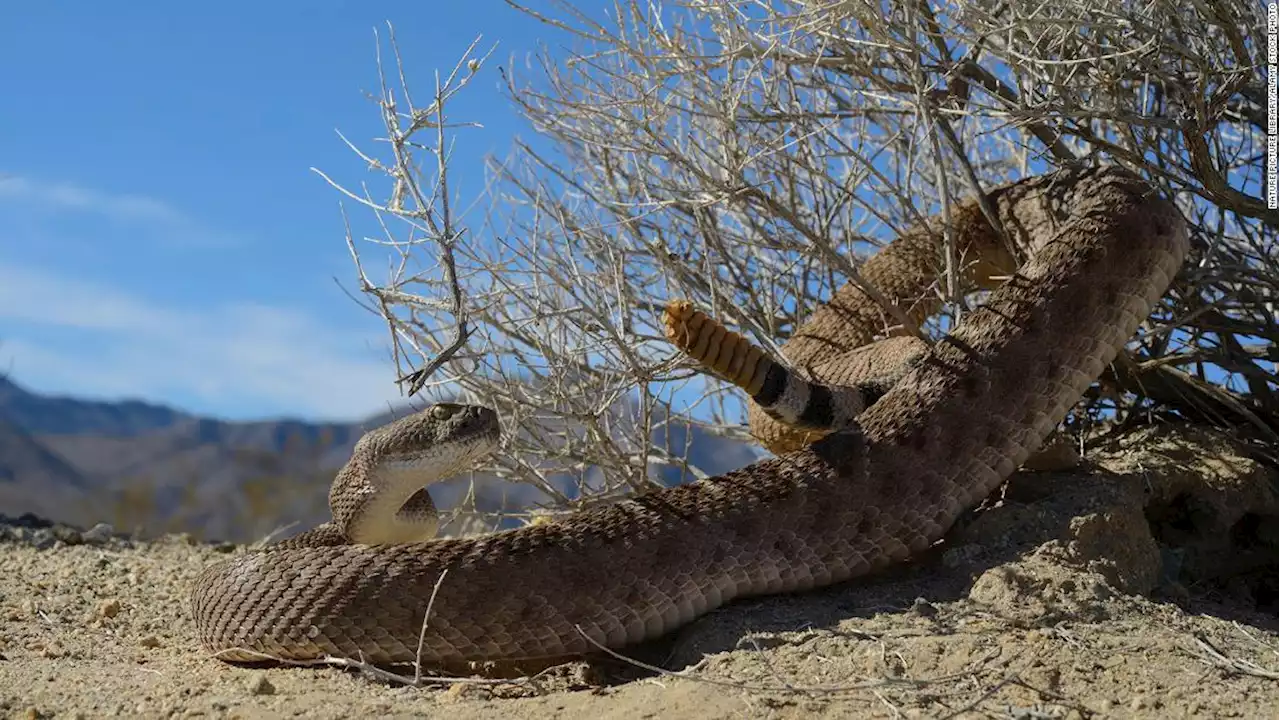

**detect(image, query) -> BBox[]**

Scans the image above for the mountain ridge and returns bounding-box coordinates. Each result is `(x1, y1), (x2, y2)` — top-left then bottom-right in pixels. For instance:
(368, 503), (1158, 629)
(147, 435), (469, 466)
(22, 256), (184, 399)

(0, 373), (382, 540)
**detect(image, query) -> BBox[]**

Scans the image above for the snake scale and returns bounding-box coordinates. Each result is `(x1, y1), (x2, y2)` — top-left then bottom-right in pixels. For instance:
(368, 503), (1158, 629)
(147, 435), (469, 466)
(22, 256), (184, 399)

(192, 166), (1188, 667)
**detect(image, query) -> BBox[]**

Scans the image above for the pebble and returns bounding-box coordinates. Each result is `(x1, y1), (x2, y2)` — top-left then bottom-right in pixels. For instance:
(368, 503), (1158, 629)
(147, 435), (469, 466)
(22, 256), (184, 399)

(30, 529), (55, 551)
(910, 597), (939, 618)
(249, 675), (276, 696)
(81, 522), (116, 544)
(38, 642), (65, 659)
(97, 598), (122, 620)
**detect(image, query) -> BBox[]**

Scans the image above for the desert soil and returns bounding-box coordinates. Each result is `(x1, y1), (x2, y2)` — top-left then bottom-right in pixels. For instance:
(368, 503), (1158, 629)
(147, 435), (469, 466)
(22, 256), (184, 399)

(1, 424), (1275, 719)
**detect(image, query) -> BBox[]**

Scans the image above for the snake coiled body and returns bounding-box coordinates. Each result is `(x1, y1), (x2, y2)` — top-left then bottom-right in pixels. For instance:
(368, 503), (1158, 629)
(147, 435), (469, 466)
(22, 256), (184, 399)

(192, 166), (1188, 666)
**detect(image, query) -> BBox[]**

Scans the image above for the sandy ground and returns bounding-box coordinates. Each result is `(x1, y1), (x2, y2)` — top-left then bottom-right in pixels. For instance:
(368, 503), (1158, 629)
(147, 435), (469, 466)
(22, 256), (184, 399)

(1, 425), (1276, 719)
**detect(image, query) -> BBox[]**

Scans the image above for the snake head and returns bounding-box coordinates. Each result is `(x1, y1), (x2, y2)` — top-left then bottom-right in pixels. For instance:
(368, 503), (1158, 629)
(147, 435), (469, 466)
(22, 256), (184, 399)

(354, 403), (501, 476)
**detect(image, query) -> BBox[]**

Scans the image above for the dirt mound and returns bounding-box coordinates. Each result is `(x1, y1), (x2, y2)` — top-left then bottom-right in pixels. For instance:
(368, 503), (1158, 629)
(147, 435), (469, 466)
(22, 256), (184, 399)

(1, 424), (1274, 719)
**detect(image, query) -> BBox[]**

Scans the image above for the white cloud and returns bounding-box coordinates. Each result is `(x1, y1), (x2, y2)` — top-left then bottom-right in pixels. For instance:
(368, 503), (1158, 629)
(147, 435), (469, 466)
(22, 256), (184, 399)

(0, 174), (233, 248)
(0, 262), (405, 421)
(0, 262), (172, 331)
(0, 175), (184, 223)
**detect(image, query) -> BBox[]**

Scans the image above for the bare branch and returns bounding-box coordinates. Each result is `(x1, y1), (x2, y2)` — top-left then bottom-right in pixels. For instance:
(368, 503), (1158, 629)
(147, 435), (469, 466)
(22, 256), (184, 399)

(324, 0), (1276, 524)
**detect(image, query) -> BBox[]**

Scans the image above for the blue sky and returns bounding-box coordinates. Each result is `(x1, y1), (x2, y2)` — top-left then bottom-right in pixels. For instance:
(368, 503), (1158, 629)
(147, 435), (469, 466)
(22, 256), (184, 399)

(1, 2), (554, 421)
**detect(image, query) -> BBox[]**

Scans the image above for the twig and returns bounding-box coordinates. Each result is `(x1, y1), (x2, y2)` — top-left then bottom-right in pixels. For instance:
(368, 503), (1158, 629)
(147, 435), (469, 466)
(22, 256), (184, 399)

(1182, 633), (1279, 680)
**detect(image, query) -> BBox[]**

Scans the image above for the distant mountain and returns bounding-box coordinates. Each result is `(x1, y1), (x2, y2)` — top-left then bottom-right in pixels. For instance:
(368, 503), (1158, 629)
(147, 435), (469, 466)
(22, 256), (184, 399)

(0, 375), (761, 543)
(0, 375), (189, 436)
(0, 414), (93, 523)
(0, 413), (88, 487)
(0, 374), (376, 541)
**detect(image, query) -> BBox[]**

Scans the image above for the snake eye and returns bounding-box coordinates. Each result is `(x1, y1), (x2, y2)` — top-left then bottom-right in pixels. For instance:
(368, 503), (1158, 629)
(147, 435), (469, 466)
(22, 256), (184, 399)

(429, 404), (457, 420)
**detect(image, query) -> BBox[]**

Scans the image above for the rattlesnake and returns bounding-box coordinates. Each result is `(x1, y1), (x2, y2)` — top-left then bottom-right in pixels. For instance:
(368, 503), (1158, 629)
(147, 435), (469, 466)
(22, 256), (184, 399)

(192, 165), (1188, 667)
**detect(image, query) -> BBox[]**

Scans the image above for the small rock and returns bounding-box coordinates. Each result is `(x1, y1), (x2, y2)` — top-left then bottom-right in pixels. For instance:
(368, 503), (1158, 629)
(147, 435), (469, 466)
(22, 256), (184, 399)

(1088, 579), (1114, 600)
(441, 683), (476, 703)
(910, 597), (938, 618)
(30, 529), (55, 551)
(39, 643), (64, 659)
(139, 635), (161, 649)
(52, 526), (82, 545)
(248, 675), (276, 696)
(97, 598), (121, 620)
(80, 523), (116, 545)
